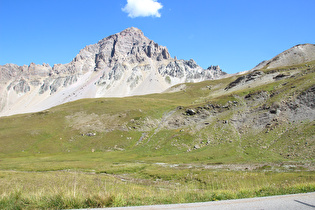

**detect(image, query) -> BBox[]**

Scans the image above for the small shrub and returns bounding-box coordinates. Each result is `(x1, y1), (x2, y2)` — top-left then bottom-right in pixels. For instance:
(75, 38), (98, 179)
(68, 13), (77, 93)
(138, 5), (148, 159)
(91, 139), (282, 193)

(45, 194), (66, 209)
(85, 194), (114, 208)
(165, 76), (171, 84)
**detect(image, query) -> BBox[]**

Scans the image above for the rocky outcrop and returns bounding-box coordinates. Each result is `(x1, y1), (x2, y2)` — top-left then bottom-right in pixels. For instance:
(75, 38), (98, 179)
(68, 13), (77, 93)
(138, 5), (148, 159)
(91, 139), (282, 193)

(158, 60), (222, 82)
(0, 27), (226, 116)
(298, 85), (315, 109)
(225, 71), (264, 90)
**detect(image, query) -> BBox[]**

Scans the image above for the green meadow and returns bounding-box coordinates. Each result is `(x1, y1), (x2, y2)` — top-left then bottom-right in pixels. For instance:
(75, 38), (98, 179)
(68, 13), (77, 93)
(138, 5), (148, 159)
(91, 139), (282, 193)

(0, 62), (314, 209)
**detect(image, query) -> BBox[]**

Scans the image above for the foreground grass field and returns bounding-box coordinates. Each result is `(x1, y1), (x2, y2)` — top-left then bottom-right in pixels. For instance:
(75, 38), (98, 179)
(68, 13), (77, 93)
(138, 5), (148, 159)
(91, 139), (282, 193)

(0, 62), (314, 209)
(1, 166), (314, 209)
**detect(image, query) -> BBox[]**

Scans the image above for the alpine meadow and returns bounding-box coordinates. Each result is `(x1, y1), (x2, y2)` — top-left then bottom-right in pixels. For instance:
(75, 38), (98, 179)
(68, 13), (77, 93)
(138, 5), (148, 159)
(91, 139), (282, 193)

(0, 28), (314, 209)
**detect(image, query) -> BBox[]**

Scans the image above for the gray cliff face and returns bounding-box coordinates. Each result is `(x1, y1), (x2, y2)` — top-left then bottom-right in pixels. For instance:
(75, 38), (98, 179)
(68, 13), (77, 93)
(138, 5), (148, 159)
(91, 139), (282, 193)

(0, 27), (226, 116)
(158, 60), (223, 82)
(74, 27), (171, 72)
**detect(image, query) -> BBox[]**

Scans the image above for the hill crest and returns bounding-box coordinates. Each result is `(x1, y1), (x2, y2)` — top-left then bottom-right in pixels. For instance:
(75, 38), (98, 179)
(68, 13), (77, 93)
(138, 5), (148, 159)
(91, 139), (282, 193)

(252, 43), (315, 70)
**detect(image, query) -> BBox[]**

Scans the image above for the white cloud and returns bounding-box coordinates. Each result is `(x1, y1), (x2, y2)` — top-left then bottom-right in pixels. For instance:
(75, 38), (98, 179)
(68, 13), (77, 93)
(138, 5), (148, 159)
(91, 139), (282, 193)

(122, 0), (163, 18)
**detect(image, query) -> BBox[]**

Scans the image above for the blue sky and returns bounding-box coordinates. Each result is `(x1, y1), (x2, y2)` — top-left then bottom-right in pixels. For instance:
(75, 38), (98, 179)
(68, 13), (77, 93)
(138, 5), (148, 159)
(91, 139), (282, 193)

(0, 0), (314, 74)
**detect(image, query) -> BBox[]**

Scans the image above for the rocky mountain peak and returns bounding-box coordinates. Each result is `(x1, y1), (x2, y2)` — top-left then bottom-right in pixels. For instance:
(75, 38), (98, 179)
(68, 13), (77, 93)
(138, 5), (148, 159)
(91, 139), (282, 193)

(0, 27), (226, 116)
(119, 27), (144, 37)
(90, 27), (171, 70)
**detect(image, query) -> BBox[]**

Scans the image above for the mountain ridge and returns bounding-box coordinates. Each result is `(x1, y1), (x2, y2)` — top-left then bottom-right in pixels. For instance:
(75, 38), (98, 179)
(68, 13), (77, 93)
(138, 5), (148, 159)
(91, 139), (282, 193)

(252, 43), (315, 70)
(0, 27), (225, 116)
(1, 29), (315, 117)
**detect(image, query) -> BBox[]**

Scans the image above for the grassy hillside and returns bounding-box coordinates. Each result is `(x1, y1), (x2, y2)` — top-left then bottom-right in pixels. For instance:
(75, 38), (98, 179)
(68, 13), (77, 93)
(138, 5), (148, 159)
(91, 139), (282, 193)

(0, 61), (314, 208)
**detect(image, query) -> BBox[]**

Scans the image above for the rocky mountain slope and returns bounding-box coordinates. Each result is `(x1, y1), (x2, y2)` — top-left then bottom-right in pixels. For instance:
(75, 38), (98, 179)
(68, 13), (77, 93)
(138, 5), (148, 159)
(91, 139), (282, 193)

(0, 27), (225, 117)
(252, 44), (315, 70)
(0, 56), (314, 164)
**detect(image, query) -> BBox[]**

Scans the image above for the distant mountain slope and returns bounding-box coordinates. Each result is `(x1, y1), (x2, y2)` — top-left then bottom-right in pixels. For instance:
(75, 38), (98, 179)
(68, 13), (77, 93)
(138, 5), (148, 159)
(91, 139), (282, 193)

(0, 27), (225, 117)
(252, 44), (315, 70)
(0, 58), (314, 163)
